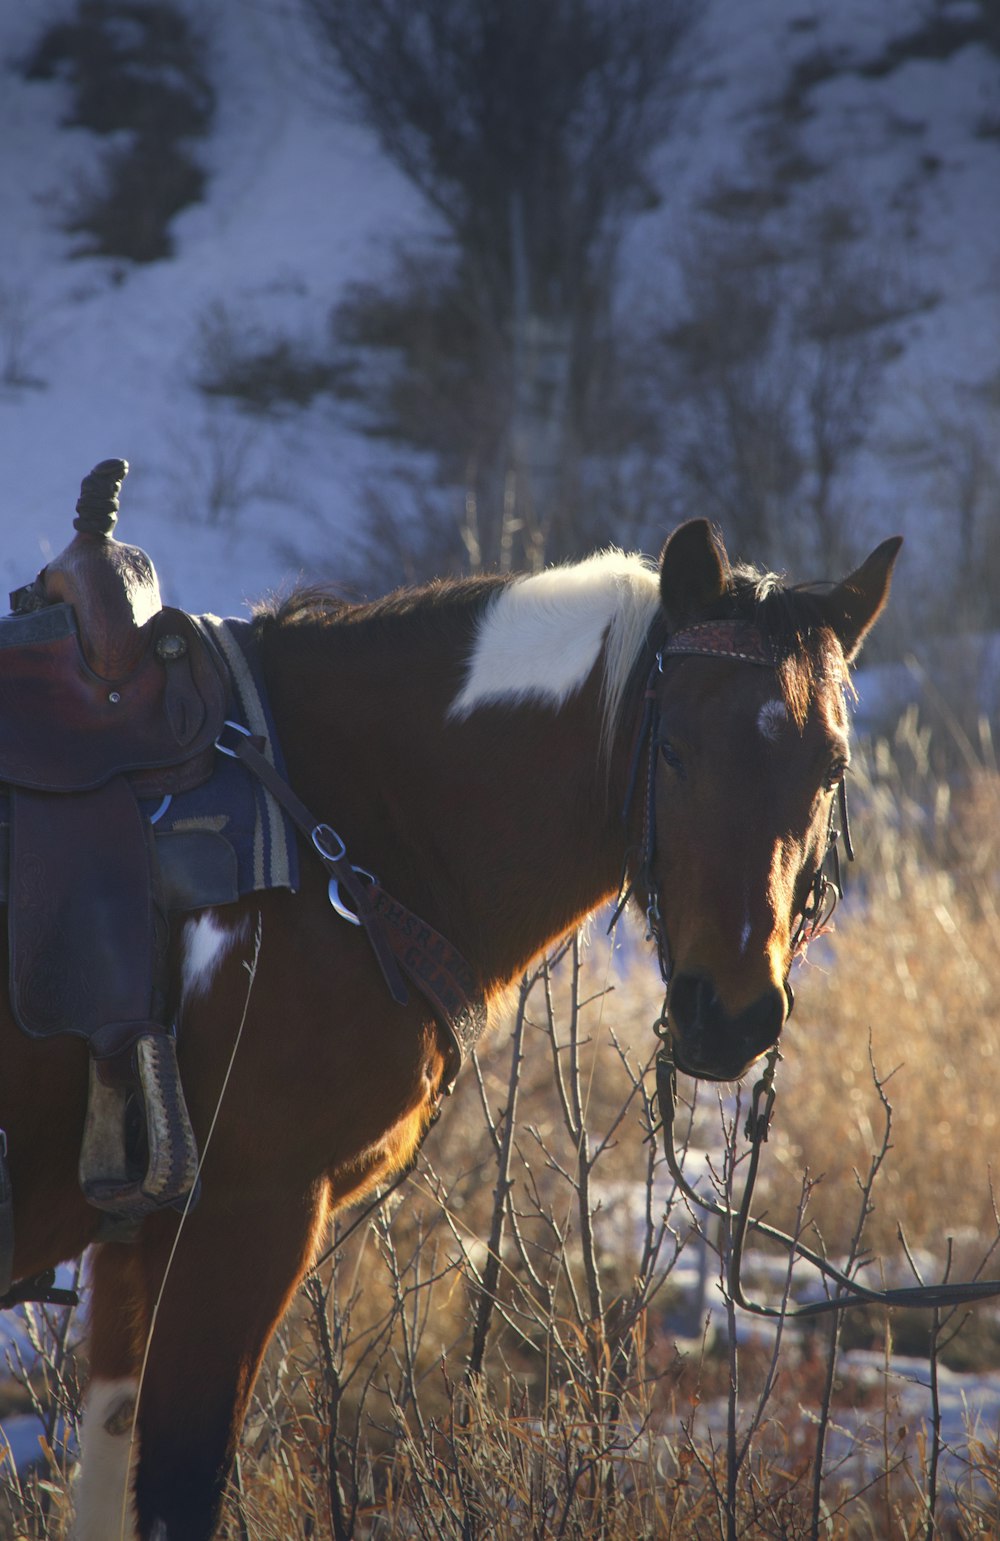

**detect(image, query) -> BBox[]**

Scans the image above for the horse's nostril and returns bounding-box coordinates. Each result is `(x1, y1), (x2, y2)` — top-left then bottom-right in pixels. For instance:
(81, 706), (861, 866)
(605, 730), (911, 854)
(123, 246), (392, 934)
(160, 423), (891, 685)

(668, 973), (787, 1079)
(746, 986), (787, 1057)
(669, 972), (713, 1034)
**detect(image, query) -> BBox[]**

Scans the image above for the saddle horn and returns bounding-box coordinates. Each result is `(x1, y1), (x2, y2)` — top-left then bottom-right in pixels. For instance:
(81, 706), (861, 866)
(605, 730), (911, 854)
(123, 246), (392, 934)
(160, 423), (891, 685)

(73, 456), (128, 536)
(32, 457), (162, 678)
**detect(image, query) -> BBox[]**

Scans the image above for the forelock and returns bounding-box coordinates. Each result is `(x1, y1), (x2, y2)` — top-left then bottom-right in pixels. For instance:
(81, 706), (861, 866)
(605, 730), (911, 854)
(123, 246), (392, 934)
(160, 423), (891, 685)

(729, 565), (848, 726)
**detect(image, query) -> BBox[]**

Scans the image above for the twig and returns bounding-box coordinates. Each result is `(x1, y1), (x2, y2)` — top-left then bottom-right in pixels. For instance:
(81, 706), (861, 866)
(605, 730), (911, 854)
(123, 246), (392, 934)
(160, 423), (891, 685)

(466, 972), (530, 1382)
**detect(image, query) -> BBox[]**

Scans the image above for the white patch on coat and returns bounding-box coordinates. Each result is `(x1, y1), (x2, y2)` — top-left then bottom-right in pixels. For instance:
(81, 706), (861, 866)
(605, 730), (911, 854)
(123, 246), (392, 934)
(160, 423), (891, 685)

(181, 913), (248, 1002)
(449, 551), (659, 731)
(71, 1377), (139, 1541)
(756, 699), (788, 743)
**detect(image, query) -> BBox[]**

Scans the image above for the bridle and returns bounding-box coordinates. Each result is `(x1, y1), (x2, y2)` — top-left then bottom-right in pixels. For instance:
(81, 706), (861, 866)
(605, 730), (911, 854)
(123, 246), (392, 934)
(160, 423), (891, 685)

(619, 619), (848, 988)
(621, 620), (1000, 1318)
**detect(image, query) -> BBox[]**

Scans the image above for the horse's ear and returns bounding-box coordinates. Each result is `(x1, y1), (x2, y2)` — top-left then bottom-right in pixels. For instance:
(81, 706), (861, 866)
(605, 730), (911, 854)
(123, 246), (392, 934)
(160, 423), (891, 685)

(659, 519), (732, 630)
(822, 536), (903, 661)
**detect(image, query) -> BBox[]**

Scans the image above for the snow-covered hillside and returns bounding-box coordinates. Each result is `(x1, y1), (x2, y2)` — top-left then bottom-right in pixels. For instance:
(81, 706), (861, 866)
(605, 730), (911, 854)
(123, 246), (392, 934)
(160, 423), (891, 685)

(0, 0), (997, 623)
(0, 0), (429, 615)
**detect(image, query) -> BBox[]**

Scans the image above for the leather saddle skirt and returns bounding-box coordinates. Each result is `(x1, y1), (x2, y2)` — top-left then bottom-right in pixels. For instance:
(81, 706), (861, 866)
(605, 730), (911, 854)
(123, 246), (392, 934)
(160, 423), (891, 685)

(0, 603), (226, 794)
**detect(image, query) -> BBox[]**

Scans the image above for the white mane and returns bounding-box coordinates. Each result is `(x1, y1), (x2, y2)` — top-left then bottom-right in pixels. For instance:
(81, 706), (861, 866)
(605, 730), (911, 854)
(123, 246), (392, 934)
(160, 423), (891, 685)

(448, 550), (661, 753)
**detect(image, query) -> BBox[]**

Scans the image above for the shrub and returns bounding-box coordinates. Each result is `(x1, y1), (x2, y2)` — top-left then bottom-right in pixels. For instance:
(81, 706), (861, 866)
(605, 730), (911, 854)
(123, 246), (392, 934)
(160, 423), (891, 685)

(65, 136), (206, 264)
(194, 302), (349, 414)
(24, 0), (215, 262)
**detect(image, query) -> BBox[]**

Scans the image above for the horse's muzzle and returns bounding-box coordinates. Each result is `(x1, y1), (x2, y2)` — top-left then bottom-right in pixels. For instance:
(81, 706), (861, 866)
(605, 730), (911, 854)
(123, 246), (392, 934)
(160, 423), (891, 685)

(666, 972), (789, 1081)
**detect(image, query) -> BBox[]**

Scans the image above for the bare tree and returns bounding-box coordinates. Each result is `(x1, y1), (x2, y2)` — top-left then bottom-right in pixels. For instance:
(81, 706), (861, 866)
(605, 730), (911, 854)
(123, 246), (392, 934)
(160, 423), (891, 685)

(304, 0), (696, 573)
(897, 380), (1000, 630)
(649, 218), (916, 575)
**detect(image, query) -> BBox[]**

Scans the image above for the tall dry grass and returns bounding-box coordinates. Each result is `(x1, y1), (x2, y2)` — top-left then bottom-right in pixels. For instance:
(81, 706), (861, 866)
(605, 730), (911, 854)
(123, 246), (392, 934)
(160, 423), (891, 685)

(2, 705), (1000, 1539)
(772, 705), (1000, 1257)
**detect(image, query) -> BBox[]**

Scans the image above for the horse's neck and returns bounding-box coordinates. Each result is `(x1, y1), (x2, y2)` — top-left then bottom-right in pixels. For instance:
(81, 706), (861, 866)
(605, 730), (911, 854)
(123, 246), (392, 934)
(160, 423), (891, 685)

(439, 678), (628, 984)
(266, 620), (630, 992)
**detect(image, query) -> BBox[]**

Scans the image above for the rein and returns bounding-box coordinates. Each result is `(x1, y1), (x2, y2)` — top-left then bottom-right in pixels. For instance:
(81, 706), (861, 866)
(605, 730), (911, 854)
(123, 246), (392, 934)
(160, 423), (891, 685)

(629, 621), (1000, 1318)
(656, 1043), (1000, 1317)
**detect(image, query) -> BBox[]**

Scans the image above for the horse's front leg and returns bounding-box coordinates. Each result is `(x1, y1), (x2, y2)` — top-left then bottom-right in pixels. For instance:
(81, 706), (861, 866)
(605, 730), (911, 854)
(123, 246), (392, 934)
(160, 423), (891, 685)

(136, 1183), (330, 1541)
(75, 1182), (330, 1541)
(72, 1241), (149, 1541)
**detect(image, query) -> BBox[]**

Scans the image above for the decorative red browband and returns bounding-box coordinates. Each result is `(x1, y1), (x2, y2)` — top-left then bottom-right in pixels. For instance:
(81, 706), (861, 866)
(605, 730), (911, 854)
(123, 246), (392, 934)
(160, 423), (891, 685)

(660, 620), (774, 668)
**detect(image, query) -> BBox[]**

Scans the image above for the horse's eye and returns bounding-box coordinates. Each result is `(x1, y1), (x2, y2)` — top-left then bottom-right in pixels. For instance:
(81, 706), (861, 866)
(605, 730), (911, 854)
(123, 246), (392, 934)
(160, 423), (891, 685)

(825, 759), (848, 791)
(659, 740), (684, 774)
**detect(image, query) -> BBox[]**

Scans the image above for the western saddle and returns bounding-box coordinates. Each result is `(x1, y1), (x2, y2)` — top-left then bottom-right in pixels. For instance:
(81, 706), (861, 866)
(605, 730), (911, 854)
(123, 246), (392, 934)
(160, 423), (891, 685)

(4, 460), (229, 1226)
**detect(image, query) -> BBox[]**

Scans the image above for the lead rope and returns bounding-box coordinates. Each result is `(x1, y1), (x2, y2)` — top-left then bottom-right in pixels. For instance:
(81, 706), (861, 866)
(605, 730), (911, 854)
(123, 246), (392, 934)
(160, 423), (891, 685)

(655, 1037), (1000, 1317)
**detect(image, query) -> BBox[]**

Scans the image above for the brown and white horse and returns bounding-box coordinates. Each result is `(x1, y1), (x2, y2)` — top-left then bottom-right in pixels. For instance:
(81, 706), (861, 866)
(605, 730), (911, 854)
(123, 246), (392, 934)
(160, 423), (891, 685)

(0, 518), (899, 1539)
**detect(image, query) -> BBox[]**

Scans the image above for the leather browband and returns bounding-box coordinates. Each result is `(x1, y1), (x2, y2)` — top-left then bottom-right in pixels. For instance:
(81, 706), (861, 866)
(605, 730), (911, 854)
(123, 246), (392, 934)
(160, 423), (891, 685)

(660, 621), (775, 668)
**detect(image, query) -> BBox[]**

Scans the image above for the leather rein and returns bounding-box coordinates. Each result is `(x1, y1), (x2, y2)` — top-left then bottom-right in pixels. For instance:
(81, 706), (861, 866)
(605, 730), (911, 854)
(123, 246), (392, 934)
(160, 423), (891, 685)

(624, 621), (1000, 1318)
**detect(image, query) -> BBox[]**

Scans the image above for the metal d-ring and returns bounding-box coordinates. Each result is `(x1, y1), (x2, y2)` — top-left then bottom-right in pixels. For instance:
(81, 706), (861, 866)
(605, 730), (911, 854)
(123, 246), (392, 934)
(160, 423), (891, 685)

(328, 867), (377, 926)
(215, 719), (254, 758)
(309, 825), (377, 927)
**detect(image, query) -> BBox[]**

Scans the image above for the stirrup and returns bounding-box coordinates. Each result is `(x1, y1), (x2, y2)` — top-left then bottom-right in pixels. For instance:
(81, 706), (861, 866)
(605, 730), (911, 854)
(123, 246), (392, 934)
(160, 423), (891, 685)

(79, 1033), (199, 1221)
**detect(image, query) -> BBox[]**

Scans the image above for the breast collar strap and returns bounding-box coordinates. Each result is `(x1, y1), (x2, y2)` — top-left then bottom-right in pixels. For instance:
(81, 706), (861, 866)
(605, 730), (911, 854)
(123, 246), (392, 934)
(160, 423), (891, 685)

(218, 725), (486, 1090)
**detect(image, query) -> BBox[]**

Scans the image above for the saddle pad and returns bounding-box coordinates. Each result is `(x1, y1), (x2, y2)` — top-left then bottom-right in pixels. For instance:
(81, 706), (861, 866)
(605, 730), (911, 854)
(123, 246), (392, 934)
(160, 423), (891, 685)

(152, 616), (299, 899)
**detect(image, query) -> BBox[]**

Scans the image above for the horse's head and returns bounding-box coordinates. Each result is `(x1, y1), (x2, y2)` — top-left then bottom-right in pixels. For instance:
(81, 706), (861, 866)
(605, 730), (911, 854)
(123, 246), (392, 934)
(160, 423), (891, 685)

(638, 519), (901, 1082)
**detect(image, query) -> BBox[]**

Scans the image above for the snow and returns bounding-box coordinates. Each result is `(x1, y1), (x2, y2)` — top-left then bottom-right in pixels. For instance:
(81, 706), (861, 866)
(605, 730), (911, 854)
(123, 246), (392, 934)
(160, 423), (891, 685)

(854, 632), (1000, 735)
(2, 0), (998, 626)
(0, 0), (429, 617)
(0, 1264), (81, 1474)
(0, 0), (998, 1478)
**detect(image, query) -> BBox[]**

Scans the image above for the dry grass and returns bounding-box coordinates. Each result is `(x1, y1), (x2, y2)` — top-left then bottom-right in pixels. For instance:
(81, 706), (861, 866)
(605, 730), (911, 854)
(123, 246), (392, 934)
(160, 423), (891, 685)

(771, 711), (1000, 1258)
(3, 706), (1000, 1538)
